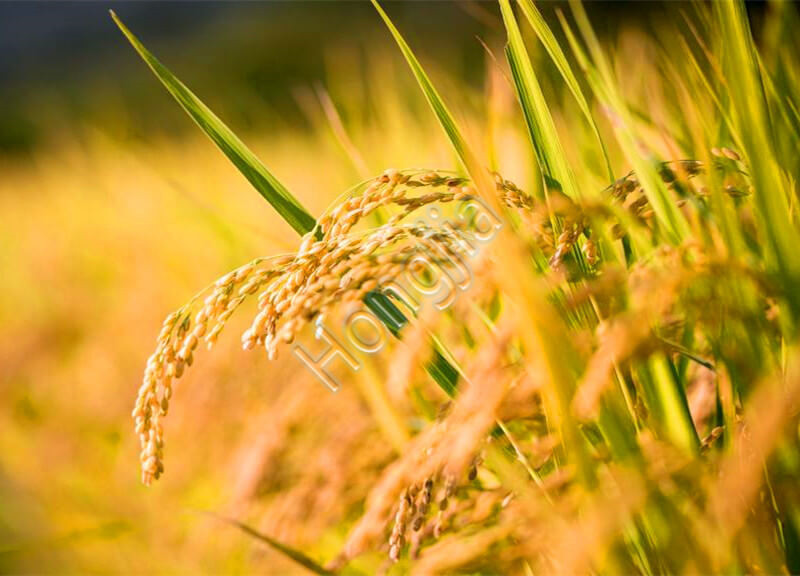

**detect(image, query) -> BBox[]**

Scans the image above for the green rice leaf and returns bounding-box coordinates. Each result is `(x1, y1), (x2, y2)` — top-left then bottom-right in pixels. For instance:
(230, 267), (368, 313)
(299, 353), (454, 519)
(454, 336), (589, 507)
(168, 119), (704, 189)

(110, 11), (317, 236)
(714, 0), (800, 309)
(515, 0), (614, 182)
(499, 0), (579, 199)
(648, 354), (699, 453)
(199, 511), (335, 575)
(426, 347), (460, 399)
(566, 0), (691, 244)
(370, 0), (481, 177)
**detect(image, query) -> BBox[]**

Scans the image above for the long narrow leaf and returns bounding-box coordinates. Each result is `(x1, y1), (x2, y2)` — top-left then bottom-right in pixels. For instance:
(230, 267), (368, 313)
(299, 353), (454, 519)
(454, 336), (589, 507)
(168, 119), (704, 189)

(499, 0), (579, 199)
(714, 0), (800, 311)
(110, 11), (317, 236)
(199, 511), (335, 575)
(370, 0), (495, 198)
(370, 1), (476, 171)
(515, 0), (614, 182)
(566, 0), (691, 244)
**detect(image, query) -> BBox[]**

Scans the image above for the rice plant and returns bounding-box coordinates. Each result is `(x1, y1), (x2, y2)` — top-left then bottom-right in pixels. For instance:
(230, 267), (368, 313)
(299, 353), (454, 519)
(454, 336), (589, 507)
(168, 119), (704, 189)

(114, 1), (800, 573)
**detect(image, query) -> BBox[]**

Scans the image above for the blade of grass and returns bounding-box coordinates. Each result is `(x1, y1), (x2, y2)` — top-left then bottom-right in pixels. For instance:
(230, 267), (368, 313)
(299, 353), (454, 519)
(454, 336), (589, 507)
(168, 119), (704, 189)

(198, 511), (336, 575)
(515, 0), (614, 182)
(363, 290), (459, 400)
(314, 84), (371, 180)
(714, 0), (800, 318)
(499, 0), (579, 199)
(651, 354), (700, 452)
(565, 1), (691, 245)
(500, 0), (603, 280)
(370, 0), (481, 177)
(110, 10), (316, 236)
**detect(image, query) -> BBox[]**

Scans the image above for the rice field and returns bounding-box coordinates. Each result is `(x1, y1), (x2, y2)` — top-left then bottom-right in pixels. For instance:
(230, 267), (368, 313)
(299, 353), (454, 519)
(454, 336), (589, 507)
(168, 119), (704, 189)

(2, 1), (800, 574)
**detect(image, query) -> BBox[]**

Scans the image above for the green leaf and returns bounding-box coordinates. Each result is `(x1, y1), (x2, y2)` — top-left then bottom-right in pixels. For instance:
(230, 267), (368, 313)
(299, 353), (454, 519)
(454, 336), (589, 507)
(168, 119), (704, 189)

(110, 10), (317, 236)
(370, 0), (482, 178)
(714, 0), (800, 314)
(515, 0), (614, 182)
(199, 511), (336, 575)
(647, 354), (700, 453)
(499, 0), (579, 198)
(565, 0), (691, 244)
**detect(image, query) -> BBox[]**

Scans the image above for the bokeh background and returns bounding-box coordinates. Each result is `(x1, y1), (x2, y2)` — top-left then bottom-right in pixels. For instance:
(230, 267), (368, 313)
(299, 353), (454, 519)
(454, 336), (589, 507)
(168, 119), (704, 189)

(0, 2), (765, 573)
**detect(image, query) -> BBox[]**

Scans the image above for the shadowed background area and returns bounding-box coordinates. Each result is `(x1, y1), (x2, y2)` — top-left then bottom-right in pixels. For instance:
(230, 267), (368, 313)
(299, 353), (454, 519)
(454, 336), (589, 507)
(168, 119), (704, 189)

(0, 1), (691, 154)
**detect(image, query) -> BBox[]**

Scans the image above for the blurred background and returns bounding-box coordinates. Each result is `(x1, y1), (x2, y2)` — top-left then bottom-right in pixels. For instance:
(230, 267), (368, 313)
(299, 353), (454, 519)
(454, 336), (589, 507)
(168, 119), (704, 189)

(0, 2), (765, 573)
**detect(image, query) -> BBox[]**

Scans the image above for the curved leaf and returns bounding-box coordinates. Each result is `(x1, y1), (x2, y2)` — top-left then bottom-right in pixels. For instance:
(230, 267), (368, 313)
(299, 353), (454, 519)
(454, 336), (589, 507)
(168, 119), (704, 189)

(110, 11), (317, 236)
